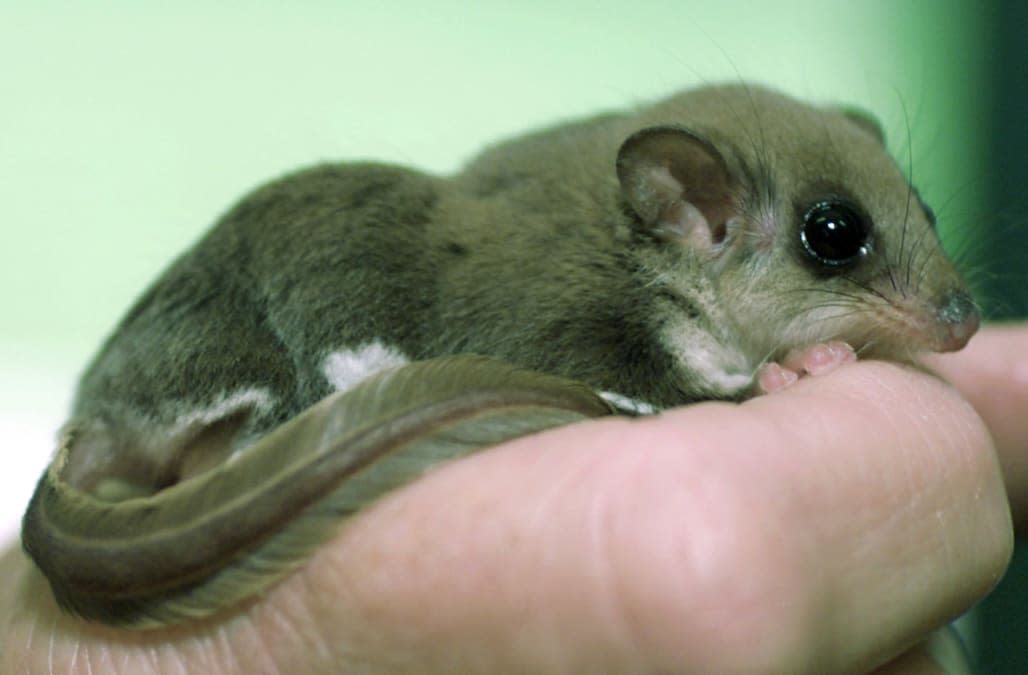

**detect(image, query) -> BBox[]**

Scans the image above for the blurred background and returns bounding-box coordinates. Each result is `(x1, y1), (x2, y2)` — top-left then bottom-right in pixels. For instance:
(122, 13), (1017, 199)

(1, 1), (1023, 670)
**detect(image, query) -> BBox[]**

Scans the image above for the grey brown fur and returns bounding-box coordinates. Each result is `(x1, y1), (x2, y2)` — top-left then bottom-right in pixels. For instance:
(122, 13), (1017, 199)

(74, 86), (973, 453)
(23, 83), (978, 625)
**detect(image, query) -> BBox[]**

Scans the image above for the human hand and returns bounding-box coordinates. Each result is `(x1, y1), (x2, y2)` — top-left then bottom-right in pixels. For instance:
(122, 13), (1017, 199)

(926, 323), (1028, 533)
(3, 326), (1022, 674)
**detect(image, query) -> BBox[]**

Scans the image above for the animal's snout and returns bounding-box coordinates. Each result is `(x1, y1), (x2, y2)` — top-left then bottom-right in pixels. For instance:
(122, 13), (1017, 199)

(935, 289), (980, 352)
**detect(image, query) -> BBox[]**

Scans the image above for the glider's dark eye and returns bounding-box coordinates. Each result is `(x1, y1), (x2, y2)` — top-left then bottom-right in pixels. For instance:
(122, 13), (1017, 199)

(800, 201), (870, 266)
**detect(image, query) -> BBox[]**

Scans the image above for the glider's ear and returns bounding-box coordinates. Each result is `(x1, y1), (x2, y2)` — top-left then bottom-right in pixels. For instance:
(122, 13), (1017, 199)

(836, 106), (886, 145)
(617, 125), (737, 251)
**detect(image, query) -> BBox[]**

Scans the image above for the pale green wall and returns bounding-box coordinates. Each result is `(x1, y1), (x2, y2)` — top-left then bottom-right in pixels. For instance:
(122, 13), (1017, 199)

(0, 1), (989, 533)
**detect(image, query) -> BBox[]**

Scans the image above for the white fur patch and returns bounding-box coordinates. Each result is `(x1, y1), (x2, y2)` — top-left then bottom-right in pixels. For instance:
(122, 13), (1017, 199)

(322, 342), (410, 393)
(683, 344), (754, 392)
(171, 388), (274, 437)
(662, 319), (754, 396)
(599, 392), (660, 416)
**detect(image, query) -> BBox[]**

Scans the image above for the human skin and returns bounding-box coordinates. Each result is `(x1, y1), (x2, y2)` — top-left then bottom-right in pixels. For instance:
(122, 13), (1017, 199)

(926, 323), (1028, 533)
(1, 325), (1023, 675)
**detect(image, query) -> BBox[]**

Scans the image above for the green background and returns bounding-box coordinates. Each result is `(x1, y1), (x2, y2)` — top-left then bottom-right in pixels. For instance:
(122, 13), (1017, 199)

(0, 1), (991, 370)
(2, 1), (1022, 669)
